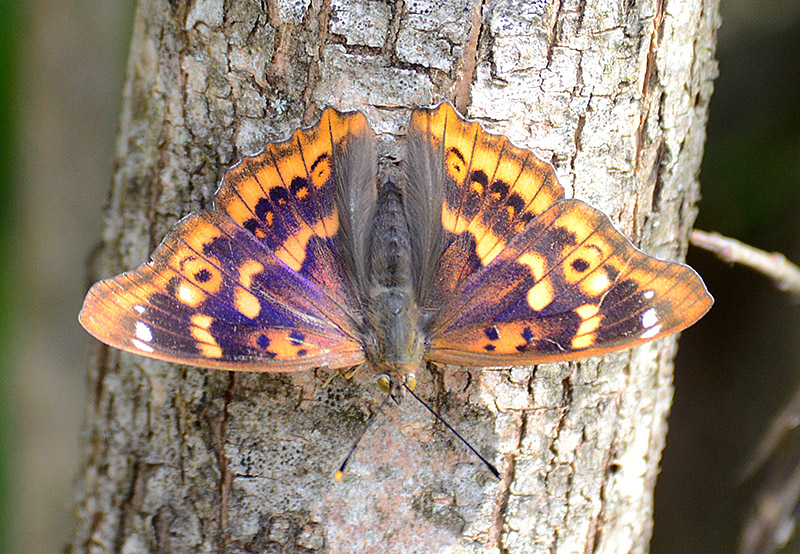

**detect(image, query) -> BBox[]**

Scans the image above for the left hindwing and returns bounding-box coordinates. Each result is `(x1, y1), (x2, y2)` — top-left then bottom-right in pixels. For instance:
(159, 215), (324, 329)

(424, 199), (713, 366)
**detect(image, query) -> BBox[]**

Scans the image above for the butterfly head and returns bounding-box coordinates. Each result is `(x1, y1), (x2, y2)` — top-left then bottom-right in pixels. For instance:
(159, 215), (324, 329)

(377, 371), (417, 404)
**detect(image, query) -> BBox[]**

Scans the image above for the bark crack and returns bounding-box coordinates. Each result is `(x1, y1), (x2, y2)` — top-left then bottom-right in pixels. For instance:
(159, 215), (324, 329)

(383, 0), (406, 61)
(205, 372), (237, 554)
(492, 410), (522, 554)
(302, 0), (332, 124)
(545, 0), (565, 67)
(547, 373), (575, 553)
(453, 0), (484, 113)
(633, 0), (664, 175)
(588, 401), (622, 553)
(265, 0), (292, 91)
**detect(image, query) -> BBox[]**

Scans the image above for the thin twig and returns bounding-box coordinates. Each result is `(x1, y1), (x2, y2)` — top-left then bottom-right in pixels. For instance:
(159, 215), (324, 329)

(693, 229), (800, 554)
(691, 229), (800, 297)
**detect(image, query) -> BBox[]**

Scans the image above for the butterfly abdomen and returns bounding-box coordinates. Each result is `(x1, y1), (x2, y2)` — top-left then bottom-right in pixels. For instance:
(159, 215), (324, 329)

(362, 178), (424, 375)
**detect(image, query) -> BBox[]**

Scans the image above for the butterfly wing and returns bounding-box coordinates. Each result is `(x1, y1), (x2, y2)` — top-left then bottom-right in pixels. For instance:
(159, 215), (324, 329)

(80, 108), (375, 371)
(80, 211), (366, 371)
(403, 102), (565, 309)
(215, 108), (376, 309)
(424, 199), (713, 366)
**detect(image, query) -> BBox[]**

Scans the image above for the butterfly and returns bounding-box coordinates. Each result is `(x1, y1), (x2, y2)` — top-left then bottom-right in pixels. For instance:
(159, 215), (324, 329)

(79, 102), (712, 409)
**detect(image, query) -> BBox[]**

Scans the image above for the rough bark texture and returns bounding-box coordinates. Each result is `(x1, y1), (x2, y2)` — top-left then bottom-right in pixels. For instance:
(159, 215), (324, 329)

(70, 0), (719, 552)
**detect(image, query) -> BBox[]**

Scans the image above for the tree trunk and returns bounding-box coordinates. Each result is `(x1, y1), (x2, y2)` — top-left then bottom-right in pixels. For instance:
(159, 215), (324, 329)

(70, 0), (719, 552)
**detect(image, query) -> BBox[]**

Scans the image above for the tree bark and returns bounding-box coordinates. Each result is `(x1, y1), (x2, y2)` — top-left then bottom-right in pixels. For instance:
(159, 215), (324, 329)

(70, 0), (719, 552)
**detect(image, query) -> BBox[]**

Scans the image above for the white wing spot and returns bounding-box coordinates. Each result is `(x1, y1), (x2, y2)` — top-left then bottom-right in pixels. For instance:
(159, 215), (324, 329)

(643, 290), (655, 300)
(134, 305), (146, 314)
(132, 339), (155, 353)
(135, 321), (153, 342)
(641, 308), (658, 329)
(641, 325), (662, 340)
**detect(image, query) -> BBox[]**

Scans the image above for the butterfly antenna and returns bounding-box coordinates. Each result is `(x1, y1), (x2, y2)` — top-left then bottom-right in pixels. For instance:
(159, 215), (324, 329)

(334, 392), (393, 482)
(403, 383), (501, 479)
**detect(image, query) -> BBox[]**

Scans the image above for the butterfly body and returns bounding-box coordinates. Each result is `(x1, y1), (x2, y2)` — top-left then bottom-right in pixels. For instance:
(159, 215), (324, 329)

(80, 103), (712, 385)
(359, 177), (425, 387)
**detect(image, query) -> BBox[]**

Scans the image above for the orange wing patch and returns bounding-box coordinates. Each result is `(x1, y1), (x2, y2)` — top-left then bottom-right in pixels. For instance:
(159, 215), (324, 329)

(409, 103), (565, 267)
(80, 101), (712, 393)
(214, 109), (372, 306)
(425, 199), (713, 366)
(80, 210), (365, 372)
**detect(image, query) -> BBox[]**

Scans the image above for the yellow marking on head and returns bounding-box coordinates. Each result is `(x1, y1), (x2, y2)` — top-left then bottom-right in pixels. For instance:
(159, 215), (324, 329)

(235, 288), (261, 319)
(527, 279), (554, 311)
(377, 374), (391, 393)
(177, 282), (206, 307)
(518, 253), (547, 281)
(239, 260), (263, 288)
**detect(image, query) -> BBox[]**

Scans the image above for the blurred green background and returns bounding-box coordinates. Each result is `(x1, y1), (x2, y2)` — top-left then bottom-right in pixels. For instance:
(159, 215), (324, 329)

(1, 2), (798, 553)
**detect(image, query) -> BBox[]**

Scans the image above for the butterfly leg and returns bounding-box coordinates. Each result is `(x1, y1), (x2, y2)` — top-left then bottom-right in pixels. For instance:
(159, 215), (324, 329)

(321, 363), (365, 388)
(342, 363), (365, 380)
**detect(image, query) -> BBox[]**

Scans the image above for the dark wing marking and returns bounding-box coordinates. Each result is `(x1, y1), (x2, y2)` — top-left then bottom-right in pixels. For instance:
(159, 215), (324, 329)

(425, 199), (713, 366)
(80, 211), (365, 371)
(406, 102), (565, 311)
